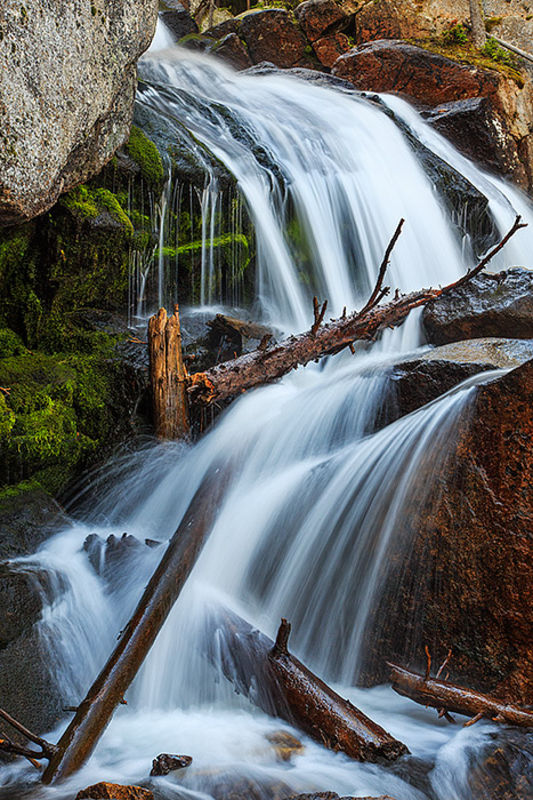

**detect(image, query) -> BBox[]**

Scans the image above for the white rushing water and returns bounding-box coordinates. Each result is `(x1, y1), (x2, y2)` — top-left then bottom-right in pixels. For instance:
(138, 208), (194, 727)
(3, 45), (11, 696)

(2, 32), (533, 800)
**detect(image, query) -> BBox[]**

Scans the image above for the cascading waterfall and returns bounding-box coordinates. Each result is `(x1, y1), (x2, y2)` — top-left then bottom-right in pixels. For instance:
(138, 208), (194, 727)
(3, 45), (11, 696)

(2, 34), (532, 800)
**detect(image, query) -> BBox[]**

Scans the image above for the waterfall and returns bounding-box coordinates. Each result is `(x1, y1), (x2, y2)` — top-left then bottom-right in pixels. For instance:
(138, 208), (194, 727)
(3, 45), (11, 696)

(2, 39), (532, 800)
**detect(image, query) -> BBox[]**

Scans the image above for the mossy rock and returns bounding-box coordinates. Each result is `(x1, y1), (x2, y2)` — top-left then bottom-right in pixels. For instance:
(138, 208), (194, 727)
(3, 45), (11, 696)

(125, 125), (165, 188)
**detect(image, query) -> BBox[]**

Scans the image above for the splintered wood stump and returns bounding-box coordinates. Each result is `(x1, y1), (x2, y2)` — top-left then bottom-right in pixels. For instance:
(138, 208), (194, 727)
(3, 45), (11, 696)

(389, 664), (533, 727)
(205, 607), (408, 762)
(149, 305), (189, 439)
(42, 471), (227, 784)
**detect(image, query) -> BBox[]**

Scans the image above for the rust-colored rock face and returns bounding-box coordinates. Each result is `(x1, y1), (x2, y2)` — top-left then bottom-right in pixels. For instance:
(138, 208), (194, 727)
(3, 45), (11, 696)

(332, 40), (500, 106)
(313, 32), (352, 68)
(75, 783), (153, 800)
(294, 0), (348, 42)
(239, 10), (309, 69)
(360, 360), (533, 704)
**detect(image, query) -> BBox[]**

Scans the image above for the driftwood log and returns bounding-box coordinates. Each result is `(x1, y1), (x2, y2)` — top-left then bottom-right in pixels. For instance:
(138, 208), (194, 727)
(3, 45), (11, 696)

(206, 606), (408, 762)
(188, 216), (526, 407)
(0, 471), (226, 781)
(389, 661), (533, 728)
(148, 304), (189, 439)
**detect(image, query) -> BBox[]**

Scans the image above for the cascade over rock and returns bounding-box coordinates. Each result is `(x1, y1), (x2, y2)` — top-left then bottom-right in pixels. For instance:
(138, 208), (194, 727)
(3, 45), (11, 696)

(0, 0), (159, 224)
(384, 337), (533, 426)
(332, 41), (533, 191)
(359, 360), (533, 703)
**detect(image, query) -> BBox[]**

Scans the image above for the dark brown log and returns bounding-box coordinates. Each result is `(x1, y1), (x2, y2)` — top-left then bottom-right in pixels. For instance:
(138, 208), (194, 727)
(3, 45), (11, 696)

(208, 313), (273, 342)
(148, 304), (189, 439)
(41, 471), (227, 784)
(189, 216), (526, 407)
(205, 606), (408, 762)
(389, 663), (533, 727)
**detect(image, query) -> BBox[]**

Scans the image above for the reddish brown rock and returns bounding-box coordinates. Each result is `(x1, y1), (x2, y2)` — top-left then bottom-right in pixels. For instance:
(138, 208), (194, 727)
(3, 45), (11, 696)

(359, 359), (533, 704)
(332, 40), (500, 106)
(211, 33), (253, 70)
(75, 783), (153, 800)
(313, 32), (352, 69)
(239, 9), (309, 69)
(294, 0), (348, 42)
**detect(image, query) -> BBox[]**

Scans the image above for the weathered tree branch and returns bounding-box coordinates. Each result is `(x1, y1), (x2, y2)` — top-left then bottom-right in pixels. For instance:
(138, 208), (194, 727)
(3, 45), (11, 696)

(389, 662), (533, 727)
(205, 606), (409, 762)
(189, 216), (526, 407)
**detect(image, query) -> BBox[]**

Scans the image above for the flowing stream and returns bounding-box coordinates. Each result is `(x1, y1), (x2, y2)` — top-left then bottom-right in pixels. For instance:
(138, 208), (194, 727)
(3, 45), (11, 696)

(2, 33), (533, 800)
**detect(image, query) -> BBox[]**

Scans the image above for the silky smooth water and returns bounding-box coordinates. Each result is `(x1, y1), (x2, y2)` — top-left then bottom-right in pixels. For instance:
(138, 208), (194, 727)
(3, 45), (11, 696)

(2, 33), (532, 800)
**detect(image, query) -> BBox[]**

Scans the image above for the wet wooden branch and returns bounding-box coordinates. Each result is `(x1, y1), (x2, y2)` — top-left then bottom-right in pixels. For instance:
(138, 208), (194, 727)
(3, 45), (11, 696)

(188, 216), (526, 407)
(41, 470), (228, 784)
(205, 606), (408, 762)
(389, 663), (533, 728)
(149, 303), (189, 439)
(0, 708), (58, 769)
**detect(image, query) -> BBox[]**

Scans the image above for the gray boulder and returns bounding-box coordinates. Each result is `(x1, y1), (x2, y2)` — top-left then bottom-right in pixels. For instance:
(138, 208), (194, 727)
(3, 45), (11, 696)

(0, 0), (159, 224)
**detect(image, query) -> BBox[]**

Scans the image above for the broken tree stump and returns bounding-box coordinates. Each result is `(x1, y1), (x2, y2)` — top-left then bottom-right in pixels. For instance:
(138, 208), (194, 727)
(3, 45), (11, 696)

(148, 304), (189, 439)
(38, 470), (227, 784)
(205, 607), (408, 762)
(389, 662), (533, 728)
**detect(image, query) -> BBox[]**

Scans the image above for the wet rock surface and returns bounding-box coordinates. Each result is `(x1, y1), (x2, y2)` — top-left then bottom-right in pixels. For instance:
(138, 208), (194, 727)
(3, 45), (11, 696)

(0, 0), (159, 224)
(360, 359), (533, 703)
(422, 267), (533, 345)
(469, 728), (533, 800)
(211, 33), (253, 70)
(75, 783), (154, 800)
(384, 337), (533, 424)
(333, 40), (500, 106)
(160, 0), (198, 41)
(294, 0), (349, 43)
(422, 96), (520, 181)
(150, 753), (192, 775)
(239, 10), (310, 69)
(0, 490), (68, 742)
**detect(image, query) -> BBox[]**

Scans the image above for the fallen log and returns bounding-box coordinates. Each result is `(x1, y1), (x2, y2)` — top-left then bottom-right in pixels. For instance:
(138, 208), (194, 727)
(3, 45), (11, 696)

(207, 313), (273, 342)
(40, 471), (228, 783)
(389, 662), (533, 728)
(189, 216), (526, 407)
(205, 606), (408, 762)
(148, 304), (189, 439)
(0, 471), (227, 781)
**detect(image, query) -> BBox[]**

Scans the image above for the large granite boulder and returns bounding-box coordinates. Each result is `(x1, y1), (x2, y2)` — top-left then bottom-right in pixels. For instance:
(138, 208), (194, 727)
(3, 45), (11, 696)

(0, 0), (159, 224)
(360, 359), (533, 704)
(423, 267), (533, 345)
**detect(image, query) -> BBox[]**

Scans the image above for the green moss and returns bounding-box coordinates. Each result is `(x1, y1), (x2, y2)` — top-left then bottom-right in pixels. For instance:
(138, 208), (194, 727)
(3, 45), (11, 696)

(0, 347), (123, 495)
(411, 37), (525, 86)
(156, 232), (250, 273)
(93, 189), (134, 236)
(482, 36), (518, 68)
(126, 126), (165, 187)
(441, 23), (468, 44)
(60, 185), (99, 221)
(0, 328), (26, 358)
